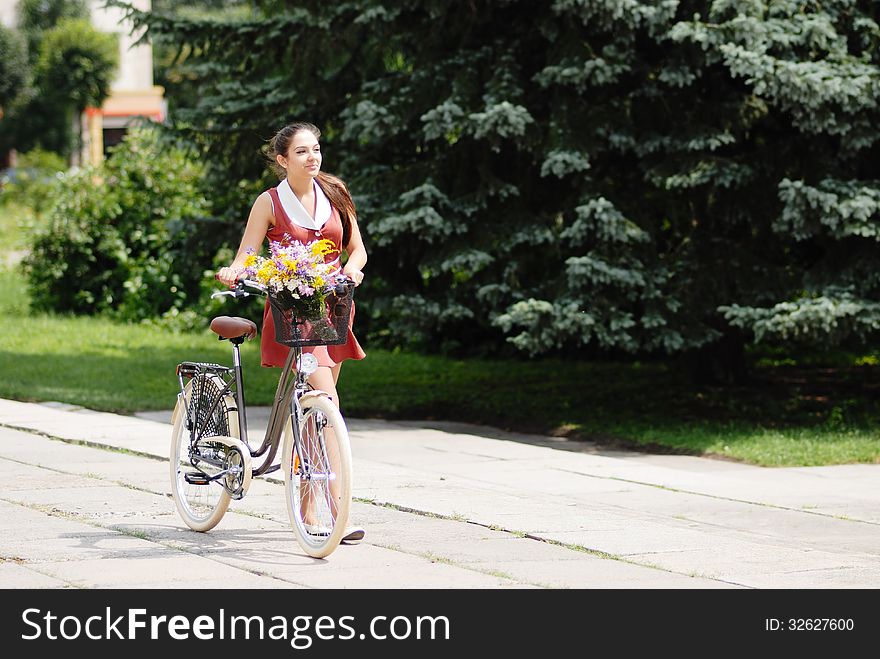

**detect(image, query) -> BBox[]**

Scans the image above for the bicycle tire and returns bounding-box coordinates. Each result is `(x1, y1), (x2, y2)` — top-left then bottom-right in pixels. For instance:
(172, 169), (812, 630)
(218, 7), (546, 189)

(282, 393), (352, 558)
(169, 374), (237, 532)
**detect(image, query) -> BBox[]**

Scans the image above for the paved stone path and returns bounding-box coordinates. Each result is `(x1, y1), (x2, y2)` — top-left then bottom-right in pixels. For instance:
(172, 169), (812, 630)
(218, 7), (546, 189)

(1, 398), (878, 588)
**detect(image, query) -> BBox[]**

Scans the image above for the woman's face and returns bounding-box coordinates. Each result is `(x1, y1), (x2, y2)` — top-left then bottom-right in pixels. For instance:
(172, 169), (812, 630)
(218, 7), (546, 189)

(280, 129), (322, 178)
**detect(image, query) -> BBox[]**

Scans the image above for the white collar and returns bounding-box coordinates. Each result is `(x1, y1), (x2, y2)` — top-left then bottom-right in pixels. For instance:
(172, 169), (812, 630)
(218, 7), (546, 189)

(276, 178), (331, 230)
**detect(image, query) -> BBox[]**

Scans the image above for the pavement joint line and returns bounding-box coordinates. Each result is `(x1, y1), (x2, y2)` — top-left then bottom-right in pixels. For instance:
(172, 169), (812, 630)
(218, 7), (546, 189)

(369, 542), (537, 588)
(0, 453), (162, 500)
(360, 498), (744, 587)
(655, 514), (876, 555)
(0, 445), (299, 529)
(6, 463), (557, 584)
(356, 464), (880, 564)
(2, 437), (557, 583)
(779, 565), (859, 575)
(1, 437), (500, 560)
(422, 445), (516, 461)
(347, 452), (880, 532)
(8, 416), (680, 566)
(0, 550), (82, 589)
(1, 493), (314, 589)
(514, 528), (752, 588)
(0, 422), (167, 462)
(0, 496), (173, 564)
(553, 467), (880, 527)
(104, 509), (533, 588)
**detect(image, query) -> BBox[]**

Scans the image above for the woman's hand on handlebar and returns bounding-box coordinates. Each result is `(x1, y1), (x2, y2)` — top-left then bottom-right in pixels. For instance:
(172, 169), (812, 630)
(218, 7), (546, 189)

(216, 266), (244, 287)
(343, 267), (364, 286)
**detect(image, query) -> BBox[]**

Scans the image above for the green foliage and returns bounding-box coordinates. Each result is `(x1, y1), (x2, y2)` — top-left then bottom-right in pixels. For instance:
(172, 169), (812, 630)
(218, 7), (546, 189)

(0, 96), (69, 156)
(25, 128), (211, 319)
(777, 179), (880, 241)
(9, 146), (66, 172)
(721, 289), (880, 344)
(0, 24), (30, 107)
(109, 0), (880, 370)
(15, 0), (88, 64)
(36, 18), (118, 112)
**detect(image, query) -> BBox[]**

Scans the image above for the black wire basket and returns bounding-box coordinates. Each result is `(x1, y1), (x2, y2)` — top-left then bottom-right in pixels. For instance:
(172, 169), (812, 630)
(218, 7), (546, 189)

(268, 284), (354, 347)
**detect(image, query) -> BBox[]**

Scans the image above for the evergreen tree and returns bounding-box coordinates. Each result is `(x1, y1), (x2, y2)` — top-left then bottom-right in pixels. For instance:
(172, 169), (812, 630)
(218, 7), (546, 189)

(106, 1), (880, 377)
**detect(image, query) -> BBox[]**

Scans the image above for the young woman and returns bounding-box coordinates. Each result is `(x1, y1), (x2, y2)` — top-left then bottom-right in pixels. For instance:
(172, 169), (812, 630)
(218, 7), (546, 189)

(217, 122), (367, 543)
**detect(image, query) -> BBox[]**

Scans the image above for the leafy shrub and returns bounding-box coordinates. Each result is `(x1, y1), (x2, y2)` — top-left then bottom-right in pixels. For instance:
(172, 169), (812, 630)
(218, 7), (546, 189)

(25, 127), (211, 319)
(142, 245), (266, 333)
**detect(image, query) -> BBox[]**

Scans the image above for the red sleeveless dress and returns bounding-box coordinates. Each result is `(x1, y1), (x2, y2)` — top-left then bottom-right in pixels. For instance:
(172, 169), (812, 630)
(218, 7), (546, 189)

(260, 186), (366, 368)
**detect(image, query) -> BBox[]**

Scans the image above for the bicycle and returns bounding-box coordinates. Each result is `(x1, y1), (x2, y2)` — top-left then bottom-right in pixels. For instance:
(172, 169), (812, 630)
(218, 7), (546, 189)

(169, 277), (355, 558)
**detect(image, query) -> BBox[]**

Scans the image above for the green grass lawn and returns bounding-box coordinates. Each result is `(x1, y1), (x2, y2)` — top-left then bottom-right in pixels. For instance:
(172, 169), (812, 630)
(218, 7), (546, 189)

(1, 258), (878, 467)
(0, 201), (34, 253)
(338, 352), (880, 467)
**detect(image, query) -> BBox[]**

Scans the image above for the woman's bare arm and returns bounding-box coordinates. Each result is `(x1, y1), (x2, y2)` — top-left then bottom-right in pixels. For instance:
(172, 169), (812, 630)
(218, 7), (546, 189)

(216, 192), (274, 286)
(342, 214), (367, 285)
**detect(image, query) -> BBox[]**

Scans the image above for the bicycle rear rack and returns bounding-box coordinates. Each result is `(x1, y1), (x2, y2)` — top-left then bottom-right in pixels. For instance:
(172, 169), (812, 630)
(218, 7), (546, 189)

(176, 361), (235, 436)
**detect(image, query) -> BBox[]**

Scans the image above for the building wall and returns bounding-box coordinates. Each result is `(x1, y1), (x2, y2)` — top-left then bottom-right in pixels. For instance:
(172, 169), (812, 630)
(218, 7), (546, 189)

(89, 0), (155, 92)
(0, 0), (15, 28)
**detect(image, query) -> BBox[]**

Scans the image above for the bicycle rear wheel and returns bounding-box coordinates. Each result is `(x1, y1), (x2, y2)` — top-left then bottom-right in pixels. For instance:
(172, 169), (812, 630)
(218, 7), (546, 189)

(282, 393), (352, 558)
(170, 374), (236, 532)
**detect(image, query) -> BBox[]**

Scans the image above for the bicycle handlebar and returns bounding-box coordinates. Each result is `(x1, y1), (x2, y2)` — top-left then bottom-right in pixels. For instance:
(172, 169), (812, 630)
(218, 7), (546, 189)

(239, 279), (267, 293)
(210, 278), (266, 300)
(211, 276), (353, 300)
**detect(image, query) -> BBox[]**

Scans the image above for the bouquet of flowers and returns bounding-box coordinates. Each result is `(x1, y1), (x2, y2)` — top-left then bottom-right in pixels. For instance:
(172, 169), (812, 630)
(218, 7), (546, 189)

(243, 237), (342, 321)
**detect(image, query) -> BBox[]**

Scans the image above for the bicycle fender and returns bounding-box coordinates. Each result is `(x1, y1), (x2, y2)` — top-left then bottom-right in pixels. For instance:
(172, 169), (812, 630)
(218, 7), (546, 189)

(170, 393), (185, 427)
(299, 389), (335, 406)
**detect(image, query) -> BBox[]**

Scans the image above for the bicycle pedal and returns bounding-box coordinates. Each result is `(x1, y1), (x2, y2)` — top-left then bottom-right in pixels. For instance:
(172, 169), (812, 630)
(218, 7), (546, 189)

(184, 471), (211, 485)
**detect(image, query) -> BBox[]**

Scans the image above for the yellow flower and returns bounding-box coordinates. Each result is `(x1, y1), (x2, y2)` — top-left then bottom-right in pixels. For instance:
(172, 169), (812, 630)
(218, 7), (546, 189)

(243, 254), (257, 268)
(256, 260), (277, 284)
(311, 239), (334, 257)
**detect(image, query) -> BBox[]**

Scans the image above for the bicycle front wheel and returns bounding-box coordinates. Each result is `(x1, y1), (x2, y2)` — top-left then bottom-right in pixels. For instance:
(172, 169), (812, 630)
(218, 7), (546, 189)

(283, 393), (352, 558)
(169, 375), (235, 532)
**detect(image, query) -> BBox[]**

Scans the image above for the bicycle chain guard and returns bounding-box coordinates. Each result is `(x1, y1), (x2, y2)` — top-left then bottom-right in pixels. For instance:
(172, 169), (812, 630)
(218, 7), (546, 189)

(190, 434), (252, 499)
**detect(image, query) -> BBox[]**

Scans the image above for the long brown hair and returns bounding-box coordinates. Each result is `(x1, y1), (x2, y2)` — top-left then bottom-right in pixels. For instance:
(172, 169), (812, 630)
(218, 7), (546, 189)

(265, 122), (356, 249)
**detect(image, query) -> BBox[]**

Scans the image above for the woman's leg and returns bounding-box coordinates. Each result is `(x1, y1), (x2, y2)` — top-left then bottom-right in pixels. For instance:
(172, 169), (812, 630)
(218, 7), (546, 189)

(308, 366), (340, 407)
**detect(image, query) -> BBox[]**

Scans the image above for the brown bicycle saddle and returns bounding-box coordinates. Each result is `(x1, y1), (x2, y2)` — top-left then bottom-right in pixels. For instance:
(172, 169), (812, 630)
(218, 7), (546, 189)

(210, 316), (258, 340)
